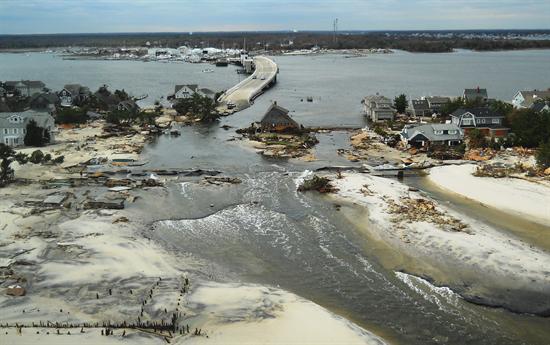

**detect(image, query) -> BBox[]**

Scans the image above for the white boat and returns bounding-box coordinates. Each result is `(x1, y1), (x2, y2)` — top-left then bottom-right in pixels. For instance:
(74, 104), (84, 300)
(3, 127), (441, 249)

(202, 68), (214, 73)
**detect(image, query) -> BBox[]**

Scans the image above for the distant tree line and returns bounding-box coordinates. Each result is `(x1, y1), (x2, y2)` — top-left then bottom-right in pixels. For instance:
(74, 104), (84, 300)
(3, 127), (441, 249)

(2, 31), (550, 53)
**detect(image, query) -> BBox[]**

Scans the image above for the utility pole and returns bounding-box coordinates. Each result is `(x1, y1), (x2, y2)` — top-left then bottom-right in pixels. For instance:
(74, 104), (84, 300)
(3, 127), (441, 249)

(333, 18), (339, 45)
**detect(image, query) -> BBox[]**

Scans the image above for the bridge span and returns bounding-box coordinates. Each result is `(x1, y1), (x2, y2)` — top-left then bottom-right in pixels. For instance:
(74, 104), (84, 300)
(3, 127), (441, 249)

(217, 56), (278, 113)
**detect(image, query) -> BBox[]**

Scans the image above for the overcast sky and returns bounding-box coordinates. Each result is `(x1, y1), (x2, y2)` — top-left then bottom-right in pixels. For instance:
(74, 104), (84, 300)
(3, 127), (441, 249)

(1, 0), (549, 34)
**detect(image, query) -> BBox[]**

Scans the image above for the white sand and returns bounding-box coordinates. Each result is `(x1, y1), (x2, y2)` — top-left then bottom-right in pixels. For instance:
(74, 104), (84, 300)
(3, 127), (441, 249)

(429, 164), (550, 225)
(331, 172), (550, 314)
(183, 282), (386, 345)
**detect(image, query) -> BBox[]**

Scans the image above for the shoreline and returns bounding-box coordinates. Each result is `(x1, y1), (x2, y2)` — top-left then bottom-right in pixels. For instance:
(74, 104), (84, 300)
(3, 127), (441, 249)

(329, 172), (550, 316)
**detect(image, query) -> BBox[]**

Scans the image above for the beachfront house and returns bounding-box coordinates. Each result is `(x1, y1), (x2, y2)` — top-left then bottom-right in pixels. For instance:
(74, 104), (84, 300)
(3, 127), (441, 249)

(410, 99), (431, 117)
(30, 92), (60, 112)
(362, 95), (395, 122)
(260, 102), (300, 132)
(426, 96), (451, 114)
(0, 110), (56, 147)
(400, 123), (463, 148)
(531, 100), (550, 113)
(170, 84), (217, 100)
(117, 100), (140, 114)
(463, 87), (488, 103)
(450, 107), (508, 138)
(512, 89), (550, 109)
(59, 84), (91, 107)
(4, 80), (46, 97)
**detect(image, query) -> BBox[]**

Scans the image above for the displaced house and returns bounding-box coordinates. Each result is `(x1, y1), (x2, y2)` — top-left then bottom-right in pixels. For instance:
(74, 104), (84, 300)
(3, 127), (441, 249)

(117, 100), (140, 114)
(451, 107), (508, 138)
(59, 84), (91, 107)
(410, 99), (431, 117)
(531, 100), (550, 113)
(0, 110), (56, 146)
(30, 92), (59, 112)
(512, 89), (550, 109)
(426, 96), (451, 113)
(4, 80), (46, 97)
(260, 102), (300, 132)
(170, 84), (217, 100)
(463, 88), (488, 103)
(400, 123), (463, 148)
(362, 95), (395, 122)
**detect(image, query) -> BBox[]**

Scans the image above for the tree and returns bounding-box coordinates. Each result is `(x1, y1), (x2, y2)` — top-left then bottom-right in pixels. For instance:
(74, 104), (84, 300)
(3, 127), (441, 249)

(467, 129), (487, 149)
(441, 97), (465, 115)
(489, 100), (513, 118)
(536, 141), (550, 169)
(56, 107), (89, 124)
(506, 109), (550, 147)
(24, 120), (50, 147)
(0, 144), (28, 187)
(393, 94), (407, 114)
(173, 93), (220, 123)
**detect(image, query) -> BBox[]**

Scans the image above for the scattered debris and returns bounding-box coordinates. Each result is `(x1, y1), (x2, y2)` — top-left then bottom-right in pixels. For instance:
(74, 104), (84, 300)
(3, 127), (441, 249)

(298, 175), (338, 193)
(6, 285), (26, 297)
(203, 176), (242, 185)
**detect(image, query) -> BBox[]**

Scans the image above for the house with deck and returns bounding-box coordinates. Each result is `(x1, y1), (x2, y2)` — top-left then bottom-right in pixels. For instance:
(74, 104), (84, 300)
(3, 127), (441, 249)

(0, 110), (56, 147)
(400, 123), (463, 148)
(59, 84), (91, 107)
(512, 89), (550, 109)
(410, 99), (431, 117)
(450, 107), (508, 139)
(170, 85), (217, 100)
(362, 95), (395, 122)
(260, 102), (300, 132)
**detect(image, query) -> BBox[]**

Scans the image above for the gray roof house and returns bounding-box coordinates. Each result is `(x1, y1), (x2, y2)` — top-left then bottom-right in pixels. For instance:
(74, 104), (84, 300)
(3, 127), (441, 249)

(410, 99), (431, 117)
(4, 80), (46, 97)
(362, 95), (395, 122)
(400, 123), (463, 148)
(59, 84), (91, 107)
(426, 96), (451, 113)
(0, 110), (56, 147)
(260, 102), (299, 132)
(463, 88), (488, 103)
(171, 85), (216, 100)
(117, 100), (140, 114)
(451, 107), (509, 138)
(512, 89), (550, 109)
(30, 92), (59, 112)
(531, 100), (550, 113)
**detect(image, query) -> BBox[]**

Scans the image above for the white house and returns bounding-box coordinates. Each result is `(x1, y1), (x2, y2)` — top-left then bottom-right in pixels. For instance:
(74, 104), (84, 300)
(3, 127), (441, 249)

(0, 110), (56, 147)
(171, 85), (216, 100)
(362, 95), (395, 122)
(512, 89), (550, 109)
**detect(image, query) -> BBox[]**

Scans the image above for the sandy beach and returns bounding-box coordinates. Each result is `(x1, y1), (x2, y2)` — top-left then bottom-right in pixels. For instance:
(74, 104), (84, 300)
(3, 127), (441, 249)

(330, 172), (550, 315)
(428, 164), (550, 225)
(0, 123), (387, 344)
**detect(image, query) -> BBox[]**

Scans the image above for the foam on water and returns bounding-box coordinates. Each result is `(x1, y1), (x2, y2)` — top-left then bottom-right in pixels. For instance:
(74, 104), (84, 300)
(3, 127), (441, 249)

(395, 271), (462, 312)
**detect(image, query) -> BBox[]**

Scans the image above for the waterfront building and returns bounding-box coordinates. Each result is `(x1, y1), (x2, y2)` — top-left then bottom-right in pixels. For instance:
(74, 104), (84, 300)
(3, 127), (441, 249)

(0, 110), (56, 147)
(512, 89), (550, 109)
(400, 123), (463, 148)
(450, 107), (508, 138)
(410, 99), (431, 117)
(425, 96), (451, 113)
(59, 84), (91, 107)
(362, 95), (395, 122)
(463, 87), (488, 103)
(3, 80), (46, 97)
(260, 102), (299, 132)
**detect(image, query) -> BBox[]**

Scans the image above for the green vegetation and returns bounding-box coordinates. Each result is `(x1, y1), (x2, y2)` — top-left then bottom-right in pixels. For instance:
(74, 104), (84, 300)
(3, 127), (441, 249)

(0, 144), (28, 187)
(24, 120), (50, 147)
(56, 107), (89, 124)
(506, 109), (550, 148)
(29, 150), (45, 164)
(173, 93), (219, 123)
(466, 128), (488, 149)
(393, 94), (407, 114)
(536, 141), (550, 169)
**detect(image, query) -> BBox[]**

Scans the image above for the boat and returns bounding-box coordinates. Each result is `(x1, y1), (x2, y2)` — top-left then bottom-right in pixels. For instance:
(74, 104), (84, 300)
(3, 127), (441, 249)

(215, 59), (229, 67)
(202, 68), (214, 73)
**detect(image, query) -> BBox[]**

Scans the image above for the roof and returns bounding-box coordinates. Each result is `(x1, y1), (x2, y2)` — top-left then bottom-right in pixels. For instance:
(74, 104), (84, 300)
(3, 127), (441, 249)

(426, 96), (451, 104)
(0, 110), (54, 129)
(531, 100), (550, 113)
(260, 102), (299, 127)
(451, 107), (503, 118)
(517, 90), (550, 107)
(464, 88), (488, 100)
(4, 80), (45, 89)
(175, 84), (198, 93)
(411, 99), (430, 111)
(30, 92), (59, 104)
(198, 88), (216, 96)
(401, 123), (463, 142)
(364, 94), (392, 104)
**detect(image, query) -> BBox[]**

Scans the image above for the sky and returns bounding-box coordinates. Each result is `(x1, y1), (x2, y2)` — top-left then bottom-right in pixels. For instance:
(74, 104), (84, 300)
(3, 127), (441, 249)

(0, 0), (549, 35)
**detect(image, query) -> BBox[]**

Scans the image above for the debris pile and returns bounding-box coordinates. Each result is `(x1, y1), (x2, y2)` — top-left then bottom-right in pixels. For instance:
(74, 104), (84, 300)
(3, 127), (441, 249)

(297, 175), (338, 193)
(386, 197), (469, 232)
(464, 148), (496, 161)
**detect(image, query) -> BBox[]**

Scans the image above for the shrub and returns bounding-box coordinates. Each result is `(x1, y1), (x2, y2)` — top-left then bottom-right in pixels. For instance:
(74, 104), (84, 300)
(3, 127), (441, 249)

(52, 155), (65, 164)
(467, 129), (487, 149)
(24, 120), (50, 147)
(298, 175), (336, 193)
(43, 153), (52, 162)
(536, 141), (550, 169)
(29, 150), (44, 164)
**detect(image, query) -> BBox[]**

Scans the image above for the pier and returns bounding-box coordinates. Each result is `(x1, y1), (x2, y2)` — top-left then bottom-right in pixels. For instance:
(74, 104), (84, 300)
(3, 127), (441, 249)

(217, 56), (278, 113)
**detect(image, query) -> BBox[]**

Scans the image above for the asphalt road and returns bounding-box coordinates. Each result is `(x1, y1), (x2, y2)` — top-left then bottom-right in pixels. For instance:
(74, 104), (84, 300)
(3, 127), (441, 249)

(218, 56), (278, 112)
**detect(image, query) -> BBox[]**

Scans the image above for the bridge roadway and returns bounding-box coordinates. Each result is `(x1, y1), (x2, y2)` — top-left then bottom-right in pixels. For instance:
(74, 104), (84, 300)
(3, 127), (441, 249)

(217, 56), (278, 113)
